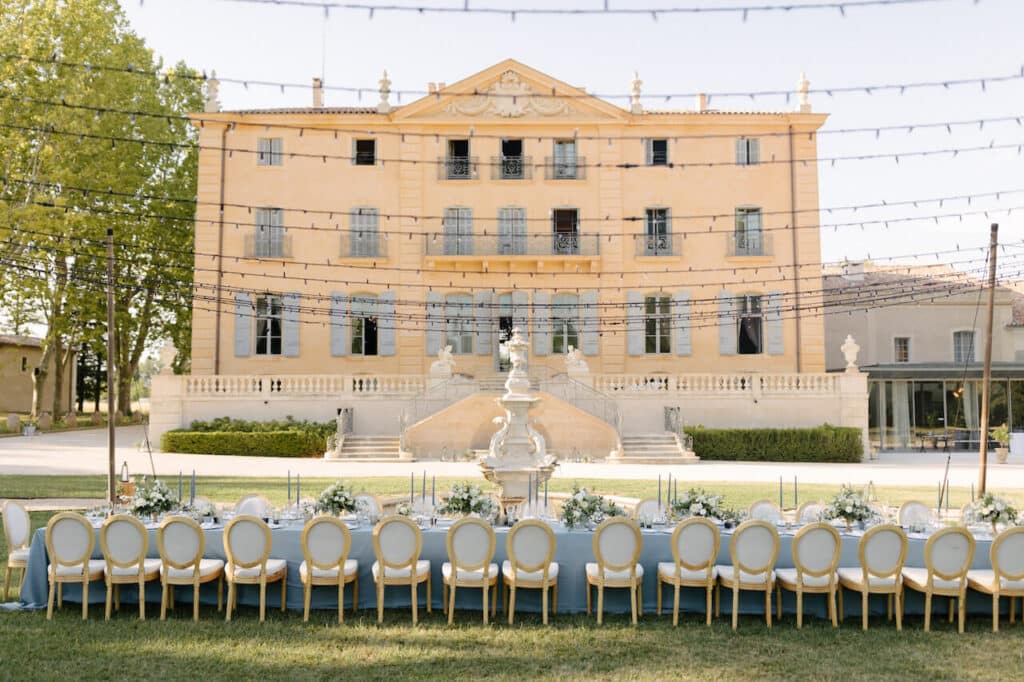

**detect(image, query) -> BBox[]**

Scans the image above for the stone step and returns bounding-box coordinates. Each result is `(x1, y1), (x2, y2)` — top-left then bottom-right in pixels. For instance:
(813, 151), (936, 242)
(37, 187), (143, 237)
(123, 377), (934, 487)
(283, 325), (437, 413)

(610, 454), (701, 465)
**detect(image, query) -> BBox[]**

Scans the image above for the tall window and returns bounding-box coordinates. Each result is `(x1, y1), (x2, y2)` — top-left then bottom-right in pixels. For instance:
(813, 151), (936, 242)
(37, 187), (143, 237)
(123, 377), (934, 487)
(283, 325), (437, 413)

(257, 138), (283, 166)
(736, 138), (760, 166)
(894, 337), (910, 363)
(552, 140), (578, 179)
(498, 207), (526, 255)
(552, 294), (579, 355)
(446, 139), (471, 179)
(351, 295), (378, 356)
(646, 139), (668, 166)
(644, 208), (671, 256)
(443, 208), (473, 255)
(954, 331), (976, 364)
(552, 208), (579, 255)
(253, 208), (285, 257)
(736, 295), (763, 355)
(734, 208), (763, 256)
(350, 208), (379, 257)
(254, 295), (283, 355)
(500, 139), (524, 179)
(354, 139), (376, 165)
(644, 295), (671, 354)
(445, 294), (474, 354)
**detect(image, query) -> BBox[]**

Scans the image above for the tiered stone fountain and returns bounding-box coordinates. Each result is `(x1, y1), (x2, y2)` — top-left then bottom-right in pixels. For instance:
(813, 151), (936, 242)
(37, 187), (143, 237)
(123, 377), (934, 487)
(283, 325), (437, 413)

(478, 328), (557, 509)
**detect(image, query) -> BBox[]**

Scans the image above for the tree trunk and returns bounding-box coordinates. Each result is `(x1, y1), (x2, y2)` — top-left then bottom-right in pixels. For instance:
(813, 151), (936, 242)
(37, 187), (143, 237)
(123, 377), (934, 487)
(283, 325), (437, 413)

(31, 344), (52, 418)
(51, 337), (65, 419)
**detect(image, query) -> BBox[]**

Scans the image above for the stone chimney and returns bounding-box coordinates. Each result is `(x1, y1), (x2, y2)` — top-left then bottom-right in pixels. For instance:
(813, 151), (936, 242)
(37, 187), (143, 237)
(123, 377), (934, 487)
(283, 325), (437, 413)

(312, 77), (324, 108)
(204, 70), (220, 113)
(630, 71), (643, 114)
(695, 93), (707, 112)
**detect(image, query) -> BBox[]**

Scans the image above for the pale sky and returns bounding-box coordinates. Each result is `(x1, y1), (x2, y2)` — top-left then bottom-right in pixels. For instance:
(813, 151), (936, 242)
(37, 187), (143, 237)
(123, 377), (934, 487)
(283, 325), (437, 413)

(121, 0), (1024, 274)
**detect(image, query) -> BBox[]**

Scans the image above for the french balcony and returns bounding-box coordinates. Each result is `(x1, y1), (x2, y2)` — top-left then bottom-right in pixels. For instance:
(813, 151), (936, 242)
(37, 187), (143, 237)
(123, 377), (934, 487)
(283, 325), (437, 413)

(438, 155), (478, 180)
(727, 231), (773, 258)
(338, 231), (381, 259)
(490, 155), (533, 180)
(244, 233), (292, 259)
(423, 232), (601, 272)
(544, 156), (586, 180)
(634, 233), (683, 257)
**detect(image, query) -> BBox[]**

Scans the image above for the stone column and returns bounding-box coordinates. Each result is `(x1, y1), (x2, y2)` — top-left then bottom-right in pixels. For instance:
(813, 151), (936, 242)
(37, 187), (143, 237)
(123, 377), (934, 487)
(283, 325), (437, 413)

(149, 374), (185, 449)
(838, 371), (870, 461)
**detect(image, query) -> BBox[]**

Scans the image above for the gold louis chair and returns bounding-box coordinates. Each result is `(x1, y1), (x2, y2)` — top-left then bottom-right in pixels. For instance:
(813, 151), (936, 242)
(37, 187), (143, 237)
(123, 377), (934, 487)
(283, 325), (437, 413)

(795, 502), (826, 525)
(633, 498), (666, 522)
(657, 517), (720, 626)
(967, 526), (1024, 632)
(897, 500), (933, 527)
(747, 500), (783, 523)
(442, 517), (498, 625)
(223, 515), (288, 623)
(157, 516), (224, 621)
(99, 515), (160, 620)
(715, 520), (780, 630)
(776, 523), (841, 628)
(504, 519), (559, 625)
(235, 495), (273, 519)
(300, 516), (359, 623)
(354, 494), (384, 518)
(372, 515), (431, 624)
(2, 500), (31, 600)
(586, 517), (643, 625)
(838, 524), (908, 631)
(45, 512), (104, 620)
(902, 526), (975, 633)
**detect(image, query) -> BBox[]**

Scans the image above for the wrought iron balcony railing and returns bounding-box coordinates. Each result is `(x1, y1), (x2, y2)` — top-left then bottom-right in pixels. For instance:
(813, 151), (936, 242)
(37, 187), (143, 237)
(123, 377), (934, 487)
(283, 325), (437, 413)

(424, 232), (600, 257)
(339, 231), (381, 258)
(634, 233), (683, 257)
(727, 231), (773, 257)
(544, 156), (586, 180)
(490, 155), (533, 180)
(438, 155), (478, 180)
(244, 233), (292, 258)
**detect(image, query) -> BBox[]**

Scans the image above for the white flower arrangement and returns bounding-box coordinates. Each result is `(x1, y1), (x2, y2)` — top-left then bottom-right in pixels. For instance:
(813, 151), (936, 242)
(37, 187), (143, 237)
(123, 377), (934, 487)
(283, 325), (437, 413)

(437, 482), (496, 518)
(395, 501), (414, 517)
(669, 487), (729, 522)
(559, 485), (625, 529)
(822, 485), (877, 527)
(966, 492), (1018, 528)
(315, 481), (356, 515)
(130, 478), (178, 517)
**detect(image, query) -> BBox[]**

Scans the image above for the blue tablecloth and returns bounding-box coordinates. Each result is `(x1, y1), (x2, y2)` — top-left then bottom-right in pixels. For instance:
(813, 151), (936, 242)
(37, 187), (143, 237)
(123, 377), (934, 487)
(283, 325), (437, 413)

(13, 522), (1002, 619)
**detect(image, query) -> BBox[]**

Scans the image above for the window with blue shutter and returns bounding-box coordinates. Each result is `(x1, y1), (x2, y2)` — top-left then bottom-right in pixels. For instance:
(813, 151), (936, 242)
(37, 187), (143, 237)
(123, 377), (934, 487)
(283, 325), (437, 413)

(672, 291), (691, 356)
(718, 291), (737, 356)
(626, 291), (643, 356)
(330, 292), (349, 357)
(281, 292), (300, 357)
(425, 291), (443, 355)
(533, 291), (551, 355)
(378, 291), (396, 356)
(234, 292), (252, 357)
(580, 290), (599, 356)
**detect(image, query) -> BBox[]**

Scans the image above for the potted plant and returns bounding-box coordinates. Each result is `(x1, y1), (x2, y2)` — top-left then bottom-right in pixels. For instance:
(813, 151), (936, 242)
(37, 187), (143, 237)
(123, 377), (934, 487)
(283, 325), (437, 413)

(990, 423), (1010, 464)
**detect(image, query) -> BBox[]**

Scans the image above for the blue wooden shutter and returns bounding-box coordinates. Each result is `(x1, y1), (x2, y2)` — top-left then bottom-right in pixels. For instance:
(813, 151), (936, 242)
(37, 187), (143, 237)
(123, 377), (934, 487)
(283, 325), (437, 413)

(533, 291), (551, 355)
(735, 138), (747, 165)
(234, 292), (252, 357)
(330, 292), (348, 356)
(378, 290), (396, 356)
(512, 290), (528, 335)
(475, 291), (492, 356)
(765, 292), (783, 355)
(718, 290), (736, 356)
(282, 292), (300, 357)
(580, 289), (599, 356)
(672, 291), (691, 356)
(425, 291), (442, 355)
(748, 138), (760, 164)
(626, 291), (643, 356)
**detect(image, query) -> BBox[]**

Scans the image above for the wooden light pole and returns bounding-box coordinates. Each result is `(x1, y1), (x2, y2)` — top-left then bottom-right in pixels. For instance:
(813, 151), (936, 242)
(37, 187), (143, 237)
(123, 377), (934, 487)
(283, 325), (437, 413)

(978, 223), (998, 494)
(106, 229), (117, 504)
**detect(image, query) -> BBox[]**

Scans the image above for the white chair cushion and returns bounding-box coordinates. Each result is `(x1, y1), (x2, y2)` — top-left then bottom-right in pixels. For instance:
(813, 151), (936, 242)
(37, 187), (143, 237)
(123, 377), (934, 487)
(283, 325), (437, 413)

(229, 558), (287, 580)
(776, 568), (837, 588)
(161, 558), (224, 580)
(51, 559), (105, 578)
(442, 562), (498, 583)
(585, 562), (643, 582)
(657, 562), (716, 583)
(107, 558), (161, 577)
(966, 569), (1024, 592)
(715, 565), (775, 586)
(299, 559), (358, 580)
(372, 559), (430, 580)
(902, 567), (964, 591)
(837, 566), (898, 588)
(502, 560), (559, 583)
(8, 548), (30, 564)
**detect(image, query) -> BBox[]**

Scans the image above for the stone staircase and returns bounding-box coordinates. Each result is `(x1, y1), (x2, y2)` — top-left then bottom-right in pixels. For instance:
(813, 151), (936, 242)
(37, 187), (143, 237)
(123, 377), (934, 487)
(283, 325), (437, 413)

(329, 435), (404, 461)
(610, 433), (700, 464)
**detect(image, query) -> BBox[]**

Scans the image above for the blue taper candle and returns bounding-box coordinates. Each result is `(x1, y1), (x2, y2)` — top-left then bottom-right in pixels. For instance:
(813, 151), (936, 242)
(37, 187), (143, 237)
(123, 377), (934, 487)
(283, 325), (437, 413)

(410, 473), (414, 504)
(674, 479), (678, 504)
(288, 470), (292, 505)
(422, 470), (426, 503)
(296, 473), (300, 503)
(657, 474), (661, 506)
(432, 476), (436, 506)
(779, 477), (783, 509)
(178, 471), (182, 501)
(190, 470), (195, 506)
(544, 479), (548, 507)
(794, 476), (798, 508)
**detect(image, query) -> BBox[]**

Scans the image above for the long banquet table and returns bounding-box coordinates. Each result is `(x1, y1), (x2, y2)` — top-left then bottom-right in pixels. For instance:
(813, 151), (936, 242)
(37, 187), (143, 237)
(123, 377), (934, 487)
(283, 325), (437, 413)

(14, 520), (1006, 619)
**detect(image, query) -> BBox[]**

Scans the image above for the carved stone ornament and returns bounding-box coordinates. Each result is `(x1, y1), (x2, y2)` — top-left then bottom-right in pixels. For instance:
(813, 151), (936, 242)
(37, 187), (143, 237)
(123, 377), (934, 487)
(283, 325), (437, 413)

(445, 70), (573, 118)
(841, 334), (861, 372)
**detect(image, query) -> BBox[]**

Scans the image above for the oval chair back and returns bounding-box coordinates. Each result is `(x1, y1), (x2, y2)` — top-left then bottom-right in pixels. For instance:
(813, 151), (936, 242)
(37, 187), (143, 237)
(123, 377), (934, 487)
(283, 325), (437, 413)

(898, 500), (933, 526)
(592, 517), (642, 577)
(730, 520), (780, 579)
(792, 523), (841, 580)
(925, 526), (975, 585)
(46, 513), (94, 572)
(748, 500), (783, 523)
(354, 494), (383, 517)
(2, 499), (30, 552)
(373, 515), (423, 571)
(507, 520), (556, 576)
(158, 516), (205, 574)
(100, 515), (148, 573)
(447, 518), (496, 574)
(633, 498), (665, 521)
(224, 516), (272, 572)
(302, 516), (352, 571)
(859, 524), (908, 581)
(991, 527), (1024, 583)
(796, 502), (825, 525)
(671, 517), (720, 575)
(236, 495), (272, 519)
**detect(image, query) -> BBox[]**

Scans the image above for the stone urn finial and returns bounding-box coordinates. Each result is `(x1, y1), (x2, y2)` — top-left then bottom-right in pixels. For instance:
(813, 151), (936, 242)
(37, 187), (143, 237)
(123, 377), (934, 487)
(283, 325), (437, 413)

(797, 71), (811, 113)
(205, 70), (220, 113)
(159, 340), (177, 375)
(841, 334), (861, 372)
(630, 70), (643, 114)
(377, 69), (392, 113)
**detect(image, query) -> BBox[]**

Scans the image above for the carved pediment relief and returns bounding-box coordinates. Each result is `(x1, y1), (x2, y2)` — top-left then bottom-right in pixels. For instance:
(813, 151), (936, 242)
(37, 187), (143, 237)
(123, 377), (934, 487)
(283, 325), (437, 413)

(444, 70), (574, 118)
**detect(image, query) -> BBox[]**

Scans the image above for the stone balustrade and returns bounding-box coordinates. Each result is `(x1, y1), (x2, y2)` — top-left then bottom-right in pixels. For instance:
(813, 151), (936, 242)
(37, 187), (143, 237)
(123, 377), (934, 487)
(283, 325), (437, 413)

(593, 373), (840, 396)
(183, 374), (425, 397)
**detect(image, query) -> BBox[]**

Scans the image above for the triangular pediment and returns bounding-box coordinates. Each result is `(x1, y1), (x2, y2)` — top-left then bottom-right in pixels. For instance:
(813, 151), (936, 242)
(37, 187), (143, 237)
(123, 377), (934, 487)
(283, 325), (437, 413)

(393, 59), (629, 122)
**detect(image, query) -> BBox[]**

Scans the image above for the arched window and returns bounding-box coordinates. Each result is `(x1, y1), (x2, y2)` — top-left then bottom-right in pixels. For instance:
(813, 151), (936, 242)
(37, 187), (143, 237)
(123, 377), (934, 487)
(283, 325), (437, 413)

(552, 293), (579, 355)
(445, 293), (474, 354)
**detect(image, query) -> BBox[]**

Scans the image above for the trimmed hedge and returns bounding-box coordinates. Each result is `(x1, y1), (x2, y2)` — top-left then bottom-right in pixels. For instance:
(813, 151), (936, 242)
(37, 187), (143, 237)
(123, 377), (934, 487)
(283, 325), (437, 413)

(689, 424), (862, 463)
(161, 430), (325, 457)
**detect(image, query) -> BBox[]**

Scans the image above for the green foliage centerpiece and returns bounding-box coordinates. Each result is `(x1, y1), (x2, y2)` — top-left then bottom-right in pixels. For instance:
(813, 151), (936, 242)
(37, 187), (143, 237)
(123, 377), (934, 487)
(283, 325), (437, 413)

(823, 485), (876, 530)
(559, 485), (625, 529)
(437, 482), (496, 518)
(315, 481), (356, 515)
(669, 488), (729, 522)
